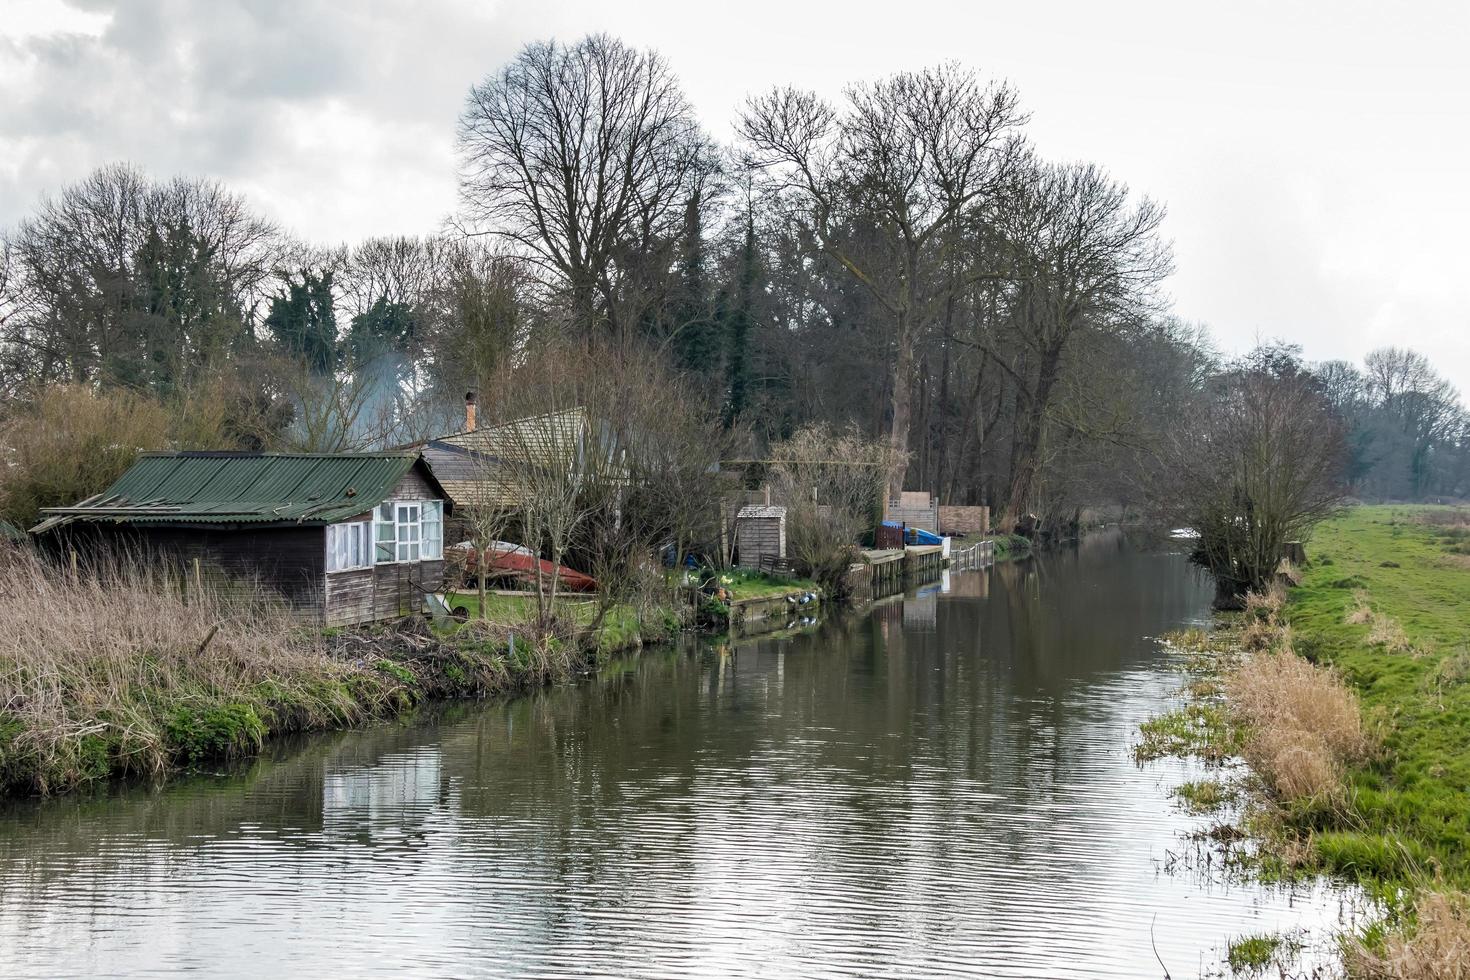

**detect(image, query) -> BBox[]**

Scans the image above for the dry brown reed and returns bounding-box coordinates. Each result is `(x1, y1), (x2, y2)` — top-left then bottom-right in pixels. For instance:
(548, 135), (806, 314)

(1368, 616), (1414, 654)
(0, 547), (375, 794)
(1347, 591), (1375, 625)
(1345, 591), (1417, 654)
(1225, 600), (1369, 803)
(1352, 891), (1470, 980)
(1410, 508), (1470, 530)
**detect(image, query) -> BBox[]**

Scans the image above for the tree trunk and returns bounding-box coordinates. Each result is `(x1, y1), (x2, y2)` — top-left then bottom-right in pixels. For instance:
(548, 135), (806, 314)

(886, 309), (915, 501)
(478, 546), (489, 620)
(1000, 341), (1064, 533)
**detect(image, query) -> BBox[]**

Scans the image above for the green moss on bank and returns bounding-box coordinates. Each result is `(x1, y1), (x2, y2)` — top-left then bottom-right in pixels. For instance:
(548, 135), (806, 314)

(992, 534), (1033, 561)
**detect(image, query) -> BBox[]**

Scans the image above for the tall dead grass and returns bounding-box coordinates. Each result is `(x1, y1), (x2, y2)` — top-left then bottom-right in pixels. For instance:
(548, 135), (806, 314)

(1347, 591), (1417, 654)
(0, 547), (377, 794)
(1411, 508), (1470, 530)
(1226, 588), (1370, 802)
(1351, 890), (1470, 980)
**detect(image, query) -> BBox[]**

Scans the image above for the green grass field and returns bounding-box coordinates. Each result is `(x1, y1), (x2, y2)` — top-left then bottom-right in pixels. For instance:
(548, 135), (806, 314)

(1288, 505), (1470, 891)
(718, 568), (819, 600)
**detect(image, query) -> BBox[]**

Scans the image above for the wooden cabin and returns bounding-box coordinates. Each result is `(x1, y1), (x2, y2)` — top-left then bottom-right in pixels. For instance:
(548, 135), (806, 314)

(32, 452), (451, 627)
(414, 396), (592, 543)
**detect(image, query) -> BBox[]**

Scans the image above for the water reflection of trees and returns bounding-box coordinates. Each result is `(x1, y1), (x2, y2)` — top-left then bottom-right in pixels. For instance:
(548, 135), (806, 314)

(1, 536), (1217, 965)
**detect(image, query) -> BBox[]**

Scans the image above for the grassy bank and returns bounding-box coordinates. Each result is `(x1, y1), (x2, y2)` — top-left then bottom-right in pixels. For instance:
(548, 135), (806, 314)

(443, 591), (681, 655)
(0, 549), (682, 797)
(720, 568), (820, 600)
(991, 533), (1033, 561)
(1139, 505), (1470, 976)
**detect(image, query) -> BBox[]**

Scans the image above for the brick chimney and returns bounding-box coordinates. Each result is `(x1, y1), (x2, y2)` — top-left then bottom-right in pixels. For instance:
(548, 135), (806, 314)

(464, 391), (477, 433)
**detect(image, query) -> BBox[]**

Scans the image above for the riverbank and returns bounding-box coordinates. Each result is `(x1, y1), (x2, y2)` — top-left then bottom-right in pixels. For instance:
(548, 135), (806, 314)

(990, 532), (1033, 561)
(1139, 505), (1470, 976)
(0, 548), (682, 798)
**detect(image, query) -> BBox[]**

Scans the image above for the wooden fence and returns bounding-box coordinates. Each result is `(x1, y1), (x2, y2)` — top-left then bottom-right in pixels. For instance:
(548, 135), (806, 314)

(874, 522), (905, 550)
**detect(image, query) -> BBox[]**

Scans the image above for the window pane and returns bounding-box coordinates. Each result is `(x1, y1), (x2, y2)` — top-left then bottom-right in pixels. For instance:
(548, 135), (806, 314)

(422, 502), (443, 560)
(409, 542), (420, 561)
(375, 510), (395, 563)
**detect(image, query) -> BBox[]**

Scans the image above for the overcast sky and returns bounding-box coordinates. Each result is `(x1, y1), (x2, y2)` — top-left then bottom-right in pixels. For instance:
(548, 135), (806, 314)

(3, 0), (1467, 392)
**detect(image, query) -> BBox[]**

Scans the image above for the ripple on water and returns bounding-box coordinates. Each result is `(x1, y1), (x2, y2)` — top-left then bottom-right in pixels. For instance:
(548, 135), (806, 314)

(0, 540), (1365, 978)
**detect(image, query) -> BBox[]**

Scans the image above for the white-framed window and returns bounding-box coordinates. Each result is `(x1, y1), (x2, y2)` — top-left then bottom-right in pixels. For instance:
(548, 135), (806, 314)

(374, 499), (444, 564)
(327, 520), (372, 572)
(396, 502), (421, 562)
(422, 500), (443, 560)
(376, 502), (396, 563)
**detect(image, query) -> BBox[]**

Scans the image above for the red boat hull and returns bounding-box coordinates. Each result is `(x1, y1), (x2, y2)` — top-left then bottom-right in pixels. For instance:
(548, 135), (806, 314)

(457, 547), (598, 593)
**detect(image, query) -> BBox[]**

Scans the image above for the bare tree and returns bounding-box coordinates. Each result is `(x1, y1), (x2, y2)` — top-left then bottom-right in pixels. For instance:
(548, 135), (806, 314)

(425, 239), (528, 402)
(466, 332), (732, 639)
(1362, 347), (1463, 498)
(2, 163), (283, 392)
(988, 159), (1171, 532)
(0, 236), (33, 399)
(457, 34), (714, 335)
(740, 64), (1027, 497)
(768, 424), (899, 596)
(456, 451), (519, 622)
(277, 359), (389, 452)
(1158, 346), (1346, 607)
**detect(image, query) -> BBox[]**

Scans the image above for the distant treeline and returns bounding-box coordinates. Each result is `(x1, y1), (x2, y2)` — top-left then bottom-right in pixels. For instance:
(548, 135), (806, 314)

(1, 34), (1465, 533)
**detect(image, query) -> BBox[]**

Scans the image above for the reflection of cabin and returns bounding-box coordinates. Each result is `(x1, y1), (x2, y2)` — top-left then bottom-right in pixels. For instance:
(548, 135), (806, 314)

(734, 504), (786, 570)
(33, 452), (450, 627)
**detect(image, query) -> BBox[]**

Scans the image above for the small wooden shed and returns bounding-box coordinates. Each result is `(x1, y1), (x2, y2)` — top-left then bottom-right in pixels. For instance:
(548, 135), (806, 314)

(734, 504), (786, 570)
(33, 451), (451, 627)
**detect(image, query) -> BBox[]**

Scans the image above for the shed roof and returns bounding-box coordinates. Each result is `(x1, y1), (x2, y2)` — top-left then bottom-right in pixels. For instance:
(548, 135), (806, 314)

(33, 452), (446, 533)
(419, 408), (596, 509)
(737, 504), (787, 520)
(433, 407), (586, 464)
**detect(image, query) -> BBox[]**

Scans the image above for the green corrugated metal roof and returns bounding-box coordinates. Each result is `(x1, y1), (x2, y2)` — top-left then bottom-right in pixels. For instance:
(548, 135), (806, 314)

(33, 452), (439, 533)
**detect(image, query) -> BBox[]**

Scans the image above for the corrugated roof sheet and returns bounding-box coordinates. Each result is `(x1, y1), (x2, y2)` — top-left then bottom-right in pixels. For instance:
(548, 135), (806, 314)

(33, 452), (438, 533)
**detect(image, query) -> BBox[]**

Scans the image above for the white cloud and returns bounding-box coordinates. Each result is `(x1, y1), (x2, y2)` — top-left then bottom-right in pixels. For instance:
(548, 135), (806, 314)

(2, 0), (1467, 392)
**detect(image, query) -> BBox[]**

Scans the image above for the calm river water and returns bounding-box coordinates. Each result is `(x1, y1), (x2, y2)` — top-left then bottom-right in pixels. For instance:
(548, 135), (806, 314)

(0, 531), (1361, 978)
